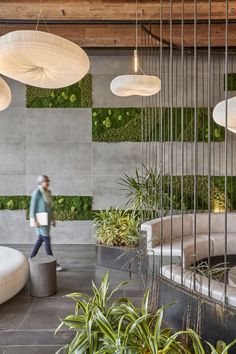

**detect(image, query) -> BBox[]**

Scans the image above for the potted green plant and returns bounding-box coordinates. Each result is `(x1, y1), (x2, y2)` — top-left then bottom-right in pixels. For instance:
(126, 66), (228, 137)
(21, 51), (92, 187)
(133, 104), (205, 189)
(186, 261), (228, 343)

(56, 272), (236, 353)
(94, 208), (142, 272)
(55, 272), (189, 353)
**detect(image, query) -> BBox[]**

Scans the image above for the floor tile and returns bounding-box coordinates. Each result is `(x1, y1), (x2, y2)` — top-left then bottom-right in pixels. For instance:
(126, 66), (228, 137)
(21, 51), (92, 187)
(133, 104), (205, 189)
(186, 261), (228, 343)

(18, 298), (74, 330)
(0, 245), (145, 347)
(0, 298), (34, 330)
(0, 346), (63, 354)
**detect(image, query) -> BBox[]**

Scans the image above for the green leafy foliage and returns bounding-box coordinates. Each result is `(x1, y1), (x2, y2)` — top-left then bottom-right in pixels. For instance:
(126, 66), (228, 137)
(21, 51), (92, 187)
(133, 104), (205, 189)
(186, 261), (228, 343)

(26, 74), (92, 108)
(224, 73), (236, 91)
(171, 175), (236, 211)
(120, 166), (170, 219)
(143, 107), (225, 142)
(56, 272), (190, 354)
(0, 196), (30, 211)
(0, 196), (92, 221)
(53, 196), (93, 220)
(94, 208), (140, 247)
(92, 107), (142, 141)
(120, 167), (236, 214)
(56, 272), (236, 353)
(93, 107), (225, 142)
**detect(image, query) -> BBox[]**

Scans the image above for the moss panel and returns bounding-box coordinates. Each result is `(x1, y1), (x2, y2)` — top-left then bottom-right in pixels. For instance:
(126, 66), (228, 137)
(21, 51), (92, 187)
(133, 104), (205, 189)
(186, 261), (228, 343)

(26, 74), (92, 108)
(0, 196), (93, 221)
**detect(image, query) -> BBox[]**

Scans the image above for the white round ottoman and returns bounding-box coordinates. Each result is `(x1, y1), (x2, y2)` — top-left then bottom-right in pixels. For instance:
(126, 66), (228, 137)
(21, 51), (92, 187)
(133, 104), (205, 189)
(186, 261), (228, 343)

(0, 246), (29, 304)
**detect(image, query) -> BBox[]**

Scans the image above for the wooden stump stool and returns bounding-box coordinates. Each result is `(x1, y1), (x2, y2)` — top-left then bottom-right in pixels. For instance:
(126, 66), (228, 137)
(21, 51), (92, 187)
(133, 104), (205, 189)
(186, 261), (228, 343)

(29, 256), (57, 297)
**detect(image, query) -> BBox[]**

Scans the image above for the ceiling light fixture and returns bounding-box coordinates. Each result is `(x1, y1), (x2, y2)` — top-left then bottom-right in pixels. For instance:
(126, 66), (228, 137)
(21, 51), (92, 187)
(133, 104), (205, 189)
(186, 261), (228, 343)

(0, 30), (90, 89)
(213, 96), (236, 133)
(110, 0), (161, 97)
(0, 77), (11, 111)
(0, 20), (12, 111)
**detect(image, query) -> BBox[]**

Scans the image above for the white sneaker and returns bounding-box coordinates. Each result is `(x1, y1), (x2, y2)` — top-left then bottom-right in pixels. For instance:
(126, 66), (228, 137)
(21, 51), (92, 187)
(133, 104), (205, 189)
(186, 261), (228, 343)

(56, 264), (63, 271)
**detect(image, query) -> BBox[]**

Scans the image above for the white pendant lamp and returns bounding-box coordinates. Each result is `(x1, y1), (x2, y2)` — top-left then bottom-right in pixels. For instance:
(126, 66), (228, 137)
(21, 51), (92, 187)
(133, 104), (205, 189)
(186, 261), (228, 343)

(0, 77), (11, 111)
(0, 30), (90, 89)
(213, 96), (236, 133)
(110, 0), (161, 97)
(228, 127), (236, 134)
(111, 74), (161, 97)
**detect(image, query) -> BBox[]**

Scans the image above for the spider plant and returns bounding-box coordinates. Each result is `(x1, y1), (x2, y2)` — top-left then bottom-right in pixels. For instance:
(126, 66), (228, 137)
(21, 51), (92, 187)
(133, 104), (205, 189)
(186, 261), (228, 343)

(188, 261), (230, 282)
(55, 272), (191, 354)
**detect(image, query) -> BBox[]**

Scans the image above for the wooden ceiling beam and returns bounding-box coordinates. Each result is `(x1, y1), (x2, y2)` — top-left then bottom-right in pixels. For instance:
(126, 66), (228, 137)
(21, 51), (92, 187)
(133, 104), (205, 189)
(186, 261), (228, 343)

(0, 1), (236, 21)
(0, 23), (235, 47)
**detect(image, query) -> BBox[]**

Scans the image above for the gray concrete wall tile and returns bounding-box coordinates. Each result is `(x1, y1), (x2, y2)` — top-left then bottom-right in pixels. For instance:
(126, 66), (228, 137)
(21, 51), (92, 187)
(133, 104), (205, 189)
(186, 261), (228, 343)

(92, 142), (141, 175)
(26, 175), (92, 196)
(210, 142), (236, 176)
(0, 108), (26, 142)
(92, 75), (142, 107)
(90, 56), (133, 74)
(0, 142), (26, 174)
(92, 175), (127, 209)
(26, 221), (92, 244)
(0, 175), (26, 195)
(26, 142), (91, 175)
(0, 211), (27, 244)
(0, 346), (62, 354)
(27, 109), (92, 143)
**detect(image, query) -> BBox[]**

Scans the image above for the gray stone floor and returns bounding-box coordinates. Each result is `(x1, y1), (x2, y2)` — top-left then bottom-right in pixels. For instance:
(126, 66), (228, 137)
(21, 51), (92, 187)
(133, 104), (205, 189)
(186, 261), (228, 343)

(0, 245), (145, 354)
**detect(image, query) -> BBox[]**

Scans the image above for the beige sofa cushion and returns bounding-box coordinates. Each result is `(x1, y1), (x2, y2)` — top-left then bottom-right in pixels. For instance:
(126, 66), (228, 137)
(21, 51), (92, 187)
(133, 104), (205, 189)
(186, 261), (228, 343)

(194, 212), (236, 234)
(150, 235), (214, 267)
(208, 232), (236, 256)
(141, 214), (192, 250)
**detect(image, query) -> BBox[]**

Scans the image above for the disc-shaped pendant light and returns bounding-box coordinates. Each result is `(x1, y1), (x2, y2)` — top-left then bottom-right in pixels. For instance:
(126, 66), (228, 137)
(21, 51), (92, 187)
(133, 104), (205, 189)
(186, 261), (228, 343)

(0, 77), (11, 111)
(213, 96), (236, 133)
(110, 0), (161, 97)
(0, 30), (90, 89)
(110, 74), (161, 97)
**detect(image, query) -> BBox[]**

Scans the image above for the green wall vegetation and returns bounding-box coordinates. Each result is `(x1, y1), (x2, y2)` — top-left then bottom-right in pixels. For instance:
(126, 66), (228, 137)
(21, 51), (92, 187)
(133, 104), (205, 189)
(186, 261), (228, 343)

(26, 74), (92, 108)
(157, 107), (225, 142)
(161, 175), (236, 211)
(92, 107), (225, 142)
(120, 167), (236, 214)
(224, 73), (236, 91)
(92, 107), (142, 142)
(0, 196), (93, 221)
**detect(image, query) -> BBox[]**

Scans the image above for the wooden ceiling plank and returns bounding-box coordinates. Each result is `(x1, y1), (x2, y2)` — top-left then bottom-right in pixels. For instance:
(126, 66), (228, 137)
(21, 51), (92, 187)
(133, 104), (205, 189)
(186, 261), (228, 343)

(0, 1), (236, 20)
(0, 17), (236, 47)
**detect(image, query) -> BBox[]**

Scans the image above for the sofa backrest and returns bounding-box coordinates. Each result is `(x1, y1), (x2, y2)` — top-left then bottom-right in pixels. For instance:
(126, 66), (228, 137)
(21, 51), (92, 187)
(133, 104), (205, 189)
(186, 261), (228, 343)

(141, 214), (192, 249)
(194, 212), (236, 234)
(141, 212), (236, 251)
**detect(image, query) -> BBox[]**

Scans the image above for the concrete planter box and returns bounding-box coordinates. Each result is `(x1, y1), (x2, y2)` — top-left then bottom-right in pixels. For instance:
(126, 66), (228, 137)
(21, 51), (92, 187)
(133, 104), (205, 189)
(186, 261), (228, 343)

(96, 244), (142, 273)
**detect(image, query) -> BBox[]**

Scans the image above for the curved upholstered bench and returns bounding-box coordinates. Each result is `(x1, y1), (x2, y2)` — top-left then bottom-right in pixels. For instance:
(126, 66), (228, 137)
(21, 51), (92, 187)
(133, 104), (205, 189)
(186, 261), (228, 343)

(141, 213), (236, 306)
(162, 264), (236, 307)
(141, 212), (236, 267)
(0, 246), (29, 304)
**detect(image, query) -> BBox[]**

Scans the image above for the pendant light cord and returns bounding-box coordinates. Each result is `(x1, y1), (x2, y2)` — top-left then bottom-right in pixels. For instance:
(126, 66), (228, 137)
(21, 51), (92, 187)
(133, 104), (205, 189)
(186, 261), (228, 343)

(36, 0), (50, 33)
